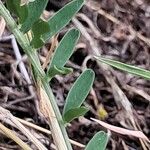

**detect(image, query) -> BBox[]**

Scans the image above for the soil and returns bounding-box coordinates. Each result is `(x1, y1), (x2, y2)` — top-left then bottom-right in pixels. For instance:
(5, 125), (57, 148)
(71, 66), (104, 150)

(0, 0), (150, 149)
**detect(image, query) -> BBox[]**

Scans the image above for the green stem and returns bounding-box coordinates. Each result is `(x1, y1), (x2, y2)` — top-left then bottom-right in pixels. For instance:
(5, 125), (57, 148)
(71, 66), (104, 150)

(0, 2), (72, 150)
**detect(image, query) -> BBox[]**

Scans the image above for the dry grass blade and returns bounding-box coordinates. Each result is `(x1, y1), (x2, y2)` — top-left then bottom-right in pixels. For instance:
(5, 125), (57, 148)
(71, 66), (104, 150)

(0, 123), (32, 150)
(0, 107), (47, 150)
(0, 16), (6, 37)
(124, 85), (150, 102)
(16, 117), (85, 148)
(91, 118), (150, 142)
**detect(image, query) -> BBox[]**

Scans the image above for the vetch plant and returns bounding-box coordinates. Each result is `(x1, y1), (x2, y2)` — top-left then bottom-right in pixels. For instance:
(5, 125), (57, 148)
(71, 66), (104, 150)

(63, 69), (95, 123)
(0, 0), (109, 149)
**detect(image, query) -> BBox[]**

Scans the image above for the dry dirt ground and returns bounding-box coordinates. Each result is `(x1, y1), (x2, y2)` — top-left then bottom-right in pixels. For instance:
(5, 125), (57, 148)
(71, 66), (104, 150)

(0, 0), (150, 149)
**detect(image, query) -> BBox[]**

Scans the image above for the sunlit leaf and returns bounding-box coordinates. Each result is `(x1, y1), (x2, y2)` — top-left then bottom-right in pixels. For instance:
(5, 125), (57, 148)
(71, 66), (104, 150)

(63, 107), (89, 123)
(85, 131), (109, 150)
(63, 69), (95, 115)
(95, 56), (150, 80)
(42, 0), (84, 41)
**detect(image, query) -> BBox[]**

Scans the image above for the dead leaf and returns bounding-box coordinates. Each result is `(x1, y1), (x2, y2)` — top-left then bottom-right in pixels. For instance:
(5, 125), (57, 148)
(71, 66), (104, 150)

(91, 118), (150, 142)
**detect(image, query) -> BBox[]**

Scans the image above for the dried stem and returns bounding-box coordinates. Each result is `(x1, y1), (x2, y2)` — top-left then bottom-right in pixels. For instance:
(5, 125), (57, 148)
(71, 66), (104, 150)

(0, 123), (32, 150)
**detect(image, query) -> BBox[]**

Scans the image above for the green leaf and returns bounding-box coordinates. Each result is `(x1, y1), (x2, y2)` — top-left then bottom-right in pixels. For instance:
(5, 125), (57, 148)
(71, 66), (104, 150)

(49, 29), (80, 68)
(46, 29), (80, 79)
(31, 19), (50, 48)
(85, 131), (109, 150)
(95, 56), (150, 80)
(63, 69), (95, 115)
(21, 0), (48, 32)
(63, 107), (89, 123)
(47, 66), (73, 81)
(42, 0), (84, 41)
(6, 0), (28, 24)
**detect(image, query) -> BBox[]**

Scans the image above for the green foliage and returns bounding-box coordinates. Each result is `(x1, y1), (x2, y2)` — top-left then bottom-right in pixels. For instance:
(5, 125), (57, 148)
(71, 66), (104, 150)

(31, 19), (50, 48)
(85, 131), (109, 150)
(42, 0), (84, 42)
(6, 0), (49, 48)
(47, 29), (80, 80)
(95, 56), (150, 80)
(63, 106), (89, 123)
(6, 0), (28, 23)
(63, 69), (95, 123)
(6, 0), (84, 49)
(47, 65), (73, 79)
(21, 0), (48, 32)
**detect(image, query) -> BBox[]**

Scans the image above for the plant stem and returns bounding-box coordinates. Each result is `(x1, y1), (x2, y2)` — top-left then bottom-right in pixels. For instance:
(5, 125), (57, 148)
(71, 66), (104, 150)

(0, 2), (72, 150)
